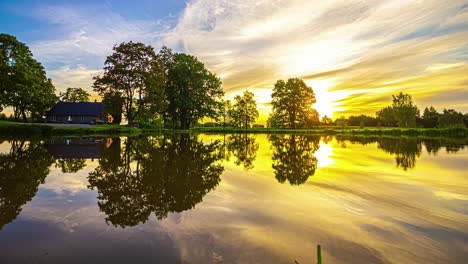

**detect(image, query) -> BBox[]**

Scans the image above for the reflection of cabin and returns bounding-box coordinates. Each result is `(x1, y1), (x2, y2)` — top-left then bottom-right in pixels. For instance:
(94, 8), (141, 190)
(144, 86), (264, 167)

(44, 137), (108, 159)
(46, 102), (109, 124)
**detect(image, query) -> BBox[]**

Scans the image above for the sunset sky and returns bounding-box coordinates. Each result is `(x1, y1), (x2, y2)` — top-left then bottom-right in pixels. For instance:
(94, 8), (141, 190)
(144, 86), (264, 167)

(1, 0), (467, 121)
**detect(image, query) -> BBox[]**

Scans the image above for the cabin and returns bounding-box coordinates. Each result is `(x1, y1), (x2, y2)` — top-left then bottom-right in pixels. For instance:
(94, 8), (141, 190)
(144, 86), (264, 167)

(46, 102), (110, 124)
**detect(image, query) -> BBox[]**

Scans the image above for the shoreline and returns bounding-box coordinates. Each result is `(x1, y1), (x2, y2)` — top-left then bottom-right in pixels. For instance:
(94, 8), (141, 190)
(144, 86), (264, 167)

(0, 121), (467, 138)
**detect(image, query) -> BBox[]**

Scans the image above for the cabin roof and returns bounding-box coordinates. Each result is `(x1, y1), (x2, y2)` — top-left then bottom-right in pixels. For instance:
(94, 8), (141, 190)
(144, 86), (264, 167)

(46, 102), (104, 116)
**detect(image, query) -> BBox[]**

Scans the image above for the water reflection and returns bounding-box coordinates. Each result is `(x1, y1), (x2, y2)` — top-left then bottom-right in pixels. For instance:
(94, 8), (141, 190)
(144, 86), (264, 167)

(225, 134), (259, 170)
(0, 140), (54, 230)
(0, 134), (467, 263)
(269, 134), (320, 185)
(87, 134), (224, 227)
(335, 136), (467, 170)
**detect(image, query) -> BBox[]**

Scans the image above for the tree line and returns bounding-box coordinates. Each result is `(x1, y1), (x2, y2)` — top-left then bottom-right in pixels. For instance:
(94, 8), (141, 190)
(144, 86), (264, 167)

(333, 92), (468, 128)
(1, 33), (466, 128)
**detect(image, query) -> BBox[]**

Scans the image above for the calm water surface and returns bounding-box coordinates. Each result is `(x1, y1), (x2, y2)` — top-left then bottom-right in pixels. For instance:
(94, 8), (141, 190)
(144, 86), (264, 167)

(0, 134), (467, 263)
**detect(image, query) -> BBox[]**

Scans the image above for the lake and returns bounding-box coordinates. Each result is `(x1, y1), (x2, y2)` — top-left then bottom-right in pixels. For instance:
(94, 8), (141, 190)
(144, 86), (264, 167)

(0, 134), (467, 263)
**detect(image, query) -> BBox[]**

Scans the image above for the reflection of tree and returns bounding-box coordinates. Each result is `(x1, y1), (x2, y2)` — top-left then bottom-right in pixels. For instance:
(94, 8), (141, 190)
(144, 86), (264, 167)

(55, 159), (86, 173)
(88, 134), (224, 227)
(377, 138), (421, 170)
(0, 141), (54, 230)
(226, 134), (259, 170)
(269, 135), (320, 185)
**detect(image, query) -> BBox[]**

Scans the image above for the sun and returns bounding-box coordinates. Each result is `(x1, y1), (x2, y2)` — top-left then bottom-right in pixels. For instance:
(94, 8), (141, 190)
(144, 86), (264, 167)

(304, 79), (347, 118)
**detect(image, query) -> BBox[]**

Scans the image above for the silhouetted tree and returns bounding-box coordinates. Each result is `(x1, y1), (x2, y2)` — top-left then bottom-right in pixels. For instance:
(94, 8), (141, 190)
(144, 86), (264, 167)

(93, 41), (165, 125)
(230, 90), (259, 128)
(270, 78), (319, 129)
(0, 34), (57, 122)
(59, 87), (90, 102)
(101, 91), (124, 124)
(269, 135), (320, 185)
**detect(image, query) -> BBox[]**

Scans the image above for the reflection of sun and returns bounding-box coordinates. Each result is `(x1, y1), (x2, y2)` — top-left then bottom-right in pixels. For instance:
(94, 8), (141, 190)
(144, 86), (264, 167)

(305, 79), (347, 118)
(315, 142), (334, 167)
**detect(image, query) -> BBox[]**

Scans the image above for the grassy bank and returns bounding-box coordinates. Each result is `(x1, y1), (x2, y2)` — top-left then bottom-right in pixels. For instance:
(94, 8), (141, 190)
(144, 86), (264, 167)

(1, 121), (467, 138)
(0, 121), (141, 138)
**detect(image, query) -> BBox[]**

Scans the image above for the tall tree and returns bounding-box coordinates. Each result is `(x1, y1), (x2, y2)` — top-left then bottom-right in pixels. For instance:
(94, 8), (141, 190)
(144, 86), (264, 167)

(270, 78), (318, 129)
(0, 34), (56, 122)
(391, 92), (419, 128)
(158, 47), (224, 129)
(421, 106), (439, 128)
(93, 41), (165, 125)
(59, 87), (90, 102)
(230, 90), (259, 128)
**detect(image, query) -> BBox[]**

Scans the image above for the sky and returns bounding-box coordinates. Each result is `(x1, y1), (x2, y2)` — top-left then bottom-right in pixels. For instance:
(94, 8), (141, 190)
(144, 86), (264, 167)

(1, 0), (467, 121)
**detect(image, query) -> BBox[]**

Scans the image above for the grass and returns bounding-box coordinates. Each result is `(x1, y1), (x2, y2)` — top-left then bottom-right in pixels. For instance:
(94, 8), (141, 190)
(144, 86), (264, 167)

(1, 120), (467, 138)
(0, 120), (142, 138)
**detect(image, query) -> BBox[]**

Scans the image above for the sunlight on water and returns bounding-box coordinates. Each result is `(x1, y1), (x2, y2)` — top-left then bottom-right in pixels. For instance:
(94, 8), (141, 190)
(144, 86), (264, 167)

(0, 134), (467, 263)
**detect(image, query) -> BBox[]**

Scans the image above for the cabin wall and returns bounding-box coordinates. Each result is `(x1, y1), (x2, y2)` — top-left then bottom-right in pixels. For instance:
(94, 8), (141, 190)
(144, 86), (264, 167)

(46, 115), (100, 124)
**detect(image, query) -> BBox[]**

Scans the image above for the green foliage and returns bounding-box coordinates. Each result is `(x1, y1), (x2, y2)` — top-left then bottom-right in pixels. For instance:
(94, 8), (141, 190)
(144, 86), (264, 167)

(101, 91), (124, 124)
(376, 106), (397, 127)
(437, 109), (465, 128)
(93, 41), (165, 125)
(421, 106), (439, 128)
(229, 90), (259, 128)
(59, 87), (90, 102)
(0, 33), (57, 122)
(159, 47), (224, 129)
(391, 92), (419, 128)
(270, 78), (319, 129)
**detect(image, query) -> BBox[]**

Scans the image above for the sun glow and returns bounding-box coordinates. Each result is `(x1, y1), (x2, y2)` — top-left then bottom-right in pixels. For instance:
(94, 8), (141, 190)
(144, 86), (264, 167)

(305, 79), (347, 118)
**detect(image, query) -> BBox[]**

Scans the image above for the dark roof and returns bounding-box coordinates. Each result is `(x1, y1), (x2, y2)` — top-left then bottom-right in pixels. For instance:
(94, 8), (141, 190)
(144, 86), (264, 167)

(46, 102), (104, 116)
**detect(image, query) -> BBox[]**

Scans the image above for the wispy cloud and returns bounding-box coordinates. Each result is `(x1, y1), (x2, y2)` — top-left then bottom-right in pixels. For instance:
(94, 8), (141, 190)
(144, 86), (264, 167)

(21, 0), (468, 117)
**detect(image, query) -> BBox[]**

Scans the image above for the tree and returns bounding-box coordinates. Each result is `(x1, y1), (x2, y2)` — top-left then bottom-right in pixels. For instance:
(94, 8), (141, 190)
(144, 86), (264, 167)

(230, 90), (259, 128)
(376, 106), (397, 127)
(59, 87), (90, 102)
(158, 47), (224, 129)
(220, 99), (232, 128)
(101, 91), (124, 124)
(55, 159), (86, 173)
(93, 41), (165, 125)
(321, 115), (332, 126)
(390, 92), (419, 128)
(438, 109), (465, 128)
(270, 78), (318, 129)
(421, 106), (439, 128)
(0, 34), (57, 122)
